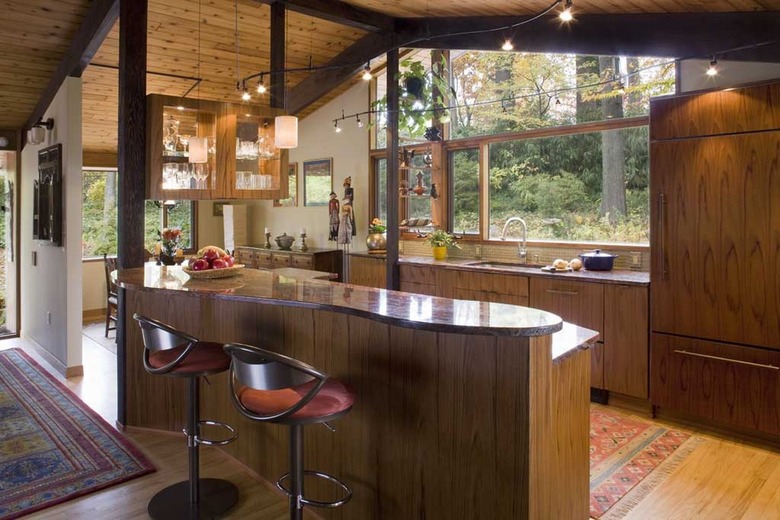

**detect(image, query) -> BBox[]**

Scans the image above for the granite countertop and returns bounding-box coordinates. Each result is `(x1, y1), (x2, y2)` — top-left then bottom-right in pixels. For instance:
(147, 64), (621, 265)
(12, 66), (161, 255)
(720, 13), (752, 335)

(553, 323), (599, 363)
(116, 265), (563, 338)
(239, 244), (341, 254)
(267, 267), (338, 280)
(398, 256), (650, 286)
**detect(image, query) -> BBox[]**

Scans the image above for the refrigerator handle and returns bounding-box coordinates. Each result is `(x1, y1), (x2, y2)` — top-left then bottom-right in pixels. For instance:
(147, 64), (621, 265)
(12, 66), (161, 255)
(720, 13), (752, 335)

(658, 192), (667, 281)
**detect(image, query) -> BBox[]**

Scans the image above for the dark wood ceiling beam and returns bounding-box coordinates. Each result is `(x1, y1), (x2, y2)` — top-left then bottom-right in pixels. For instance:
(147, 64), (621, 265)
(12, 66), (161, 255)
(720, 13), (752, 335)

(24, 0), (119, 132)
(257, 0), (394, 33)
(288, 32), (395, 115)
(396, 13), (780, 60)
(270, 2), (285, 109)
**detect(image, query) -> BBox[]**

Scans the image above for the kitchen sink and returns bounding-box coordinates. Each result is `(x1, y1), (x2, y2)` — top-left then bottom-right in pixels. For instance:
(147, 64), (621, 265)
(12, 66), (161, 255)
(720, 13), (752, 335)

(465, 261), (546, 269)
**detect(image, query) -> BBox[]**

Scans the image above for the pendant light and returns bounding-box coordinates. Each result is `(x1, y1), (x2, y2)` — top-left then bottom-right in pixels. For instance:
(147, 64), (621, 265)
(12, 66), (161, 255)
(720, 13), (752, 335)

(189, 0), (208, 164)
(274, 10), (298, 149)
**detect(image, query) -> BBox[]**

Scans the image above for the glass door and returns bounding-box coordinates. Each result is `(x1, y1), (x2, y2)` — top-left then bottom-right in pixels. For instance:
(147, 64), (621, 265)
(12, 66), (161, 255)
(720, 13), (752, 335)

(0, 150), (17, 336)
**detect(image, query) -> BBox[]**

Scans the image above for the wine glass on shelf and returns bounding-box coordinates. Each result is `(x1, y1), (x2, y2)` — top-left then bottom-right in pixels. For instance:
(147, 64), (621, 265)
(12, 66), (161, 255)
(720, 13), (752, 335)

(195, 164), (210, 189)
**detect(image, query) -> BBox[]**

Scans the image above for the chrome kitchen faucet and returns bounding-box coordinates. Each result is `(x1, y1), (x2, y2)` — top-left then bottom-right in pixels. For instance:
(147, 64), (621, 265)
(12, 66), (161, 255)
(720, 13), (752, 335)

(500, 217), (528, 262)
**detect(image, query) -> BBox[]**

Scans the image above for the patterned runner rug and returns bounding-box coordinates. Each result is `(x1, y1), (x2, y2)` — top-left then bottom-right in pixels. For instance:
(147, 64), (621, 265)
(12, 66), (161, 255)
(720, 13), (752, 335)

(590, 405), (703, 519)
(0, 348), (154, 519)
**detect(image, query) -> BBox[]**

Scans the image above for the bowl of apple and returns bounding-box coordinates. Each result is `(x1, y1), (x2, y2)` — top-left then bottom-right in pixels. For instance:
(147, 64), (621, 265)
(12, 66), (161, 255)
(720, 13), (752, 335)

(182, 246), (244, 279)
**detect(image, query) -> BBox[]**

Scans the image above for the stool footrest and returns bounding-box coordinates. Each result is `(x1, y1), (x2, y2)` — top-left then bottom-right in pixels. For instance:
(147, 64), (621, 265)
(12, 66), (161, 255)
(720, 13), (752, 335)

(195, 420), (237, 446)
(276, 470), (352, 508)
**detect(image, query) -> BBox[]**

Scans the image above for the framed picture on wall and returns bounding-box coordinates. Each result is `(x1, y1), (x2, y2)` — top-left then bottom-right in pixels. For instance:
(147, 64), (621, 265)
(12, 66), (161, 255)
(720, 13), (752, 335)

(303, 158), (332, 207)
(274, 162), (298, 207)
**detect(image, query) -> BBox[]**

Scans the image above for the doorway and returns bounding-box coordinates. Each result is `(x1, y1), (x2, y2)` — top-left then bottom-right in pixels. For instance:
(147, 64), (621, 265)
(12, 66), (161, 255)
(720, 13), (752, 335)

(0, 150), (17, 337)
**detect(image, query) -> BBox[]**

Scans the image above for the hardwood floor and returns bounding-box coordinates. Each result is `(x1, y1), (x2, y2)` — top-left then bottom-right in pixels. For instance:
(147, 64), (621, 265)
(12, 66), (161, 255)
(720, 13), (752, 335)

(4, 327), (780, 519)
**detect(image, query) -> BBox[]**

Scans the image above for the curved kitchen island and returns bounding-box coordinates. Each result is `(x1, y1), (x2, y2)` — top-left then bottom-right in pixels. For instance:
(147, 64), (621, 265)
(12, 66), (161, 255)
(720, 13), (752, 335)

(115, 265), (596, 519)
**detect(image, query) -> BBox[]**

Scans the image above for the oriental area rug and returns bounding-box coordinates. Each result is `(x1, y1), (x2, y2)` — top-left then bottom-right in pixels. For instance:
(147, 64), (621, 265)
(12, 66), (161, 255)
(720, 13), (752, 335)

(0, 348), (154, 519)
(590, 405), (704, 519)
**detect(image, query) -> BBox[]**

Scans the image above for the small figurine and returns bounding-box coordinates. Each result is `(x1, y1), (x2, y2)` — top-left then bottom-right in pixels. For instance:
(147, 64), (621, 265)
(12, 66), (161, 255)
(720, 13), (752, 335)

(328, 192), (339, 241)
(343, 176), (356, 237)
(338, 199), (353, 245)
(430, 182), (439, 199)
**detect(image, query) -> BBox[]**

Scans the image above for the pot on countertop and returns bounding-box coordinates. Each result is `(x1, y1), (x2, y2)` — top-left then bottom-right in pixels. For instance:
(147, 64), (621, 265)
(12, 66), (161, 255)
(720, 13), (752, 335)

(578, 249), (618, 271)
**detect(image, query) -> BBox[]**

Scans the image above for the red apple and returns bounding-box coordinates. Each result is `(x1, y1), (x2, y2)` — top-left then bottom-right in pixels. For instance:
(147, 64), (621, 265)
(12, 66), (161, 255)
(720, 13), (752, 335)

(191, 258), (209, 271)
(202, 249), (219, 263)
(221, 254), (234, 267)
(212, 258), (229, 269)
(187, 258), (198, 269)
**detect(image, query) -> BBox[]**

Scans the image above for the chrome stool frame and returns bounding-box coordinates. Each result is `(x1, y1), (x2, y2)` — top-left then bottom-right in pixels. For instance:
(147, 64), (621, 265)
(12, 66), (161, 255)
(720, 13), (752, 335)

(135, 314), (239, 520)
(224, 343), (353, 520)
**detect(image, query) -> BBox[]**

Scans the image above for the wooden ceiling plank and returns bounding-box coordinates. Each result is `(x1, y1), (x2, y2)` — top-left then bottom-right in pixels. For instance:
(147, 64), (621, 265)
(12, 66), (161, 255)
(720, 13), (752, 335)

(24, 0), (119, 132)
(256, 0), (394, 32)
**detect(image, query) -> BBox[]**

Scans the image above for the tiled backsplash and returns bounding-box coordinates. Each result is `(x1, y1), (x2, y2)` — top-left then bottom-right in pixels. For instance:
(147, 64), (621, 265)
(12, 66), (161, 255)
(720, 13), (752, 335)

(401, 239), (650, 271)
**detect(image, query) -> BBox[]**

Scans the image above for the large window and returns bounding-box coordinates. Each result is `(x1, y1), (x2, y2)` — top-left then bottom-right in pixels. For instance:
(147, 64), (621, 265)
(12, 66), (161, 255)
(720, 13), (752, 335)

(486, 126), (650, 243)
(82, 169), (196, 258)
(449, 148), (479, 235)
(369, 49), (674, 246)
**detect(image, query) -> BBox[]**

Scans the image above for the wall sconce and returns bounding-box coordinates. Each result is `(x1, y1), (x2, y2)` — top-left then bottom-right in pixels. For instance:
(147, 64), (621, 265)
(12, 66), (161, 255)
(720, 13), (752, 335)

(27, 118), (54, 145)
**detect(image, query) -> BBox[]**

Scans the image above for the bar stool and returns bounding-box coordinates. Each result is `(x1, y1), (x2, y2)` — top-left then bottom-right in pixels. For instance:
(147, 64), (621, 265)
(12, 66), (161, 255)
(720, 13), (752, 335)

(224, 343), (354, 520)
(134, 314), (239, 520)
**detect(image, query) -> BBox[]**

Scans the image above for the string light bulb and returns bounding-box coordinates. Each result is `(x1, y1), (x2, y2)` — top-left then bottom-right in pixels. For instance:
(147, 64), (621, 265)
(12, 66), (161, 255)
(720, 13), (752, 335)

(256, 75), (267, 94)
(560, 0), (573, 22)
(362, 63), (372, 81)
(706, 56), (719, 76)
(502, 39), (513, 51)
(334, 121), (342, 133)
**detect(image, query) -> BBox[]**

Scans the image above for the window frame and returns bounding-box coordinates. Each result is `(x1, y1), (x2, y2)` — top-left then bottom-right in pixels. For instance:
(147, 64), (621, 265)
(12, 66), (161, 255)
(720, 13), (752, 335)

(82, 167), (199, 259)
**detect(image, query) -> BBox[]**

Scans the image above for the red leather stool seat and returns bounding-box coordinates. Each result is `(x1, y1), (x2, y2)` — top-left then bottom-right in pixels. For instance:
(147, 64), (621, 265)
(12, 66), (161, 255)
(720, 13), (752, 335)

(239, 379), (354, 421)
(148, 341), (230, 375)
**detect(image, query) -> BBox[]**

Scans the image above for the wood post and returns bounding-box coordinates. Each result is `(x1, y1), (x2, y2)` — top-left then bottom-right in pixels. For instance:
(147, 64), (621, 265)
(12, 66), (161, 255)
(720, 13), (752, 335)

(270, 2), (286, 110)
(385, 49), (400, 290)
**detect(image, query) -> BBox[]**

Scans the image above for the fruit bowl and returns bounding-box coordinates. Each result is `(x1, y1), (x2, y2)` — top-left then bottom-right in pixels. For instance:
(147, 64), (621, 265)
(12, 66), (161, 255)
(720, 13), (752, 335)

(182, 264), (245, 279)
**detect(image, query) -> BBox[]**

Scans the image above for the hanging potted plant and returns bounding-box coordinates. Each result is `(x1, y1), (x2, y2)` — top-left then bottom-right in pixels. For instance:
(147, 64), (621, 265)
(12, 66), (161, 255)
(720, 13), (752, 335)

(424, 229), (460, 260)
(371, 56), (455, 140)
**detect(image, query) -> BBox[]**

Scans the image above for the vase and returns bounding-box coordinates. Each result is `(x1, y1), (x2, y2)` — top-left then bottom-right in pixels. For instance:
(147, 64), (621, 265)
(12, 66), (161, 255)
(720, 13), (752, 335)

(366, 232), (387, 252)
(160, 253), (176, 266)
(432, 246), (447, 260)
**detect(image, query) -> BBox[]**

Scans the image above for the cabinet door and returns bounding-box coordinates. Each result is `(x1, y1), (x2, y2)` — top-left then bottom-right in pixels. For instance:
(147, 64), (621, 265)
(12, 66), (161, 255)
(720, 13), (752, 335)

(399, 265), (438, 296)
(349, 256), (386, 288)
(651, 332), (780, 436)
(651, 132), (780, 347)
(604, 284), (649, 399)
(531, 278), (604, 389)
(271, 253), (291, 267)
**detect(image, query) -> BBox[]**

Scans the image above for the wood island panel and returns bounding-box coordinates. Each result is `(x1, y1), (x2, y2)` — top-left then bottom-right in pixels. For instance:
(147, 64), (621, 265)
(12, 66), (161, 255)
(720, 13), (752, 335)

(119, 269), (590, 519)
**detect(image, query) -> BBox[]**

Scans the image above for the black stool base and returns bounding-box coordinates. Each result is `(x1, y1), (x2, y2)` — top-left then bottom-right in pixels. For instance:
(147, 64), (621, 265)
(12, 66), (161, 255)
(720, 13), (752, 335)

(148, 478), (239, 520)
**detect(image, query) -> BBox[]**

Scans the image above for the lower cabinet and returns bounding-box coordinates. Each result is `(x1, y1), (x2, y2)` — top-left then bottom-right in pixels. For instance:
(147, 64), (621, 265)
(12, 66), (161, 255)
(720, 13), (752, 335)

(651, 332), (780, 436)
(349, 255), (386, 289)
(398, 263), (650, 399)
(235, 247), (343, 281)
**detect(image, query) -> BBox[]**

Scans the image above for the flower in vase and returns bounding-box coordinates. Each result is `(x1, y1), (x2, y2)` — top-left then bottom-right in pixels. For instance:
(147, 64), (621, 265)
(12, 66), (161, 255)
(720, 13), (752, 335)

(157, 227), (183, 257)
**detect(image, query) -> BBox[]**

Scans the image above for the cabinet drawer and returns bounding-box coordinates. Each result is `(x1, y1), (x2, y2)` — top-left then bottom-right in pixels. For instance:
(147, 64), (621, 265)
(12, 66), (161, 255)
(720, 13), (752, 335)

(235, 248), (255, 268)
(530, 278), (603, 335)
(254, 251), (273, 268)
(271, 253), (292, 267)
(651, 333), (780, 435)
(292, 255), (313, 269)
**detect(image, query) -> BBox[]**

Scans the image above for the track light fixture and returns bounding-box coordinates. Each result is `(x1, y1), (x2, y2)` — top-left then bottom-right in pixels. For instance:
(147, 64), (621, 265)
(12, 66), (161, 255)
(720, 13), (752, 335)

(334, 120), (341, 133)
(706, 56), (719, 76)
(501, 39), (514, 51)
(256, 75), (267, 94)
(362, 63), (372, 81)
(356, 115), (364, 128)
(241, 82), (251, 101)
(560, 0), (573, 22)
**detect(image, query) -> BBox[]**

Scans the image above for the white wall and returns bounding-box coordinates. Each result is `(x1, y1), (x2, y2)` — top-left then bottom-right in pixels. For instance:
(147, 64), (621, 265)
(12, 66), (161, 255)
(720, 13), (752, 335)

(244, 82), (371, 250)
(21, 77), (83, 368)
(680, 59), (780, 92)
